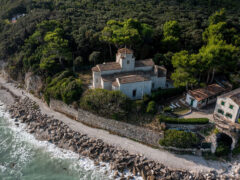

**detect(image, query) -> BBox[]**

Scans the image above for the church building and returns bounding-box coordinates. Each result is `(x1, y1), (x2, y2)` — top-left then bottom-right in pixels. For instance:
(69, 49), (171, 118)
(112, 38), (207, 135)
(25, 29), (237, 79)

(91, 48), (167, 99)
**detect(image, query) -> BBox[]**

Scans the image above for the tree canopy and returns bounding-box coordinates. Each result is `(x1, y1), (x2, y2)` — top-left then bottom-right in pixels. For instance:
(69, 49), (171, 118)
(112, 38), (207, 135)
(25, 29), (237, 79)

(101, 18), (153, 48)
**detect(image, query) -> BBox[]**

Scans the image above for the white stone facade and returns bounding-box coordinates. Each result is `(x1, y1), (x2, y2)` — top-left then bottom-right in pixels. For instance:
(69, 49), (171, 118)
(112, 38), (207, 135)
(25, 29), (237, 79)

(186, 93), (198, 108)
(92, 48), (167, 99)
(185, 84), (225, 109)
(214, 88), (240, 123)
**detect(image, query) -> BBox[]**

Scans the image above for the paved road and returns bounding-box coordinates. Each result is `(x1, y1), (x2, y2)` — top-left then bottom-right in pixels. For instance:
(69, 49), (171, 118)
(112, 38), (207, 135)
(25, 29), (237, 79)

(0, 76), (232, 174)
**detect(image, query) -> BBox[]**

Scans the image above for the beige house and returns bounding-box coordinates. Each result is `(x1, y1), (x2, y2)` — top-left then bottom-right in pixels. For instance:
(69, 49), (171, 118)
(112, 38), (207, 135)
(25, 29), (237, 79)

(214, 88), (240, 123)
(91, 48), (167, 99)
(186, 84), (226, 109)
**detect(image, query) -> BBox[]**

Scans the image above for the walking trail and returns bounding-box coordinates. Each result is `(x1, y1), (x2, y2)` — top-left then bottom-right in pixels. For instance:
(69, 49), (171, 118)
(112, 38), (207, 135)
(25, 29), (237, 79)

(0, 76), (234, 174)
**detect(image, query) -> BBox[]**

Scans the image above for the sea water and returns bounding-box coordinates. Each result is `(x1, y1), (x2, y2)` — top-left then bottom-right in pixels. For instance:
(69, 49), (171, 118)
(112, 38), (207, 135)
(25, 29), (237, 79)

(0, 103), (111, 180)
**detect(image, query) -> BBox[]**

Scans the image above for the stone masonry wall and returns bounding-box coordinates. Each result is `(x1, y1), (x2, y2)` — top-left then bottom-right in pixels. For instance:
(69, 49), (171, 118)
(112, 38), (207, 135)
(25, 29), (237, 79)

(50, 99), (163, 147)
(50, 99), (78, 120)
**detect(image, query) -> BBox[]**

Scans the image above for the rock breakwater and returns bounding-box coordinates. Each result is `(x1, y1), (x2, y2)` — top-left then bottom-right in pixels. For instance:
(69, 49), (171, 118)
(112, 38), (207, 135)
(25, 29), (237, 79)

(8, 97), (223, 180)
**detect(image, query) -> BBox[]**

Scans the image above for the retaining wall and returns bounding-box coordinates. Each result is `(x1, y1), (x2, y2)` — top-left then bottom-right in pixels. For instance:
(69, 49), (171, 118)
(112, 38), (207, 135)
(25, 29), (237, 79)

(50, 99), (78, 120)
(49, 99), (163, 147)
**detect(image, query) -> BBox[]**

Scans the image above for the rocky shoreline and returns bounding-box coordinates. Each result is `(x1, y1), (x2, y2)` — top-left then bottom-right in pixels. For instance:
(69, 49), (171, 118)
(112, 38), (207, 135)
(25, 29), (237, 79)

(5, 95), (225, 180)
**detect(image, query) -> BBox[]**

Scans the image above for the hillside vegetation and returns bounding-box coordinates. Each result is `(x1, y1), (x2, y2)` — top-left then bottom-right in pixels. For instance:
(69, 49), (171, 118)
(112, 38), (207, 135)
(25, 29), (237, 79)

(0, 0), (240, 105)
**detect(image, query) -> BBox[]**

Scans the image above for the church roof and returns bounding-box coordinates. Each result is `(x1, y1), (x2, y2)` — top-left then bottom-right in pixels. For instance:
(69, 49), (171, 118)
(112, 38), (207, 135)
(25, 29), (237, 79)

(96, 62), (121, 71)
(117, 48), (133, 54)
(135, 59), (154, 67)
(118, 75), (150, 84)
(188, 84), (225, 102)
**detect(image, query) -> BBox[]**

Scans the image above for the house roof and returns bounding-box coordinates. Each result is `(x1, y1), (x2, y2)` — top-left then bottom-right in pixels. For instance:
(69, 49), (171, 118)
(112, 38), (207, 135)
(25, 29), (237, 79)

(135, 59), (155, 67)
(230, 93), (240, 106)
(117, 48), (133, 54)
(188, 84), (225, 102)
(118, 75), (150, 84)
(93, 62), (121, 72)
(218, 88), (240, 106)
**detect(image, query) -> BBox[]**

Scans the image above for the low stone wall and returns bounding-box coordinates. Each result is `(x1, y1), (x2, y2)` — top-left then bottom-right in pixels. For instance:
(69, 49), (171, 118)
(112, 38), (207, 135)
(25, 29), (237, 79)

(49, 99), (163, 147)
(77, 109), (163, 147)
(50, 99), (78, 120)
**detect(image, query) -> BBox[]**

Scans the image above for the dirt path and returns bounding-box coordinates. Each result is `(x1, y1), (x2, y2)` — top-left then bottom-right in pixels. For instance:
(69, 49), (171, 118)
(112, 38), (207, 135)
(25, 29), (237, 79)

(0, 76), (233, 174)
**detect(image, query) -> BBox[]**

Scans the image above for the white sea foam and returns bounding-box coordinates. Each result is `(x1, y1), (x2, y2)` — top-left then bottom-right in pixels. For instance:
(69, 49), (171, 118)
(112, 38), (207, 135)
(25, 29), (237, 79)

(0, 101), (143, 180)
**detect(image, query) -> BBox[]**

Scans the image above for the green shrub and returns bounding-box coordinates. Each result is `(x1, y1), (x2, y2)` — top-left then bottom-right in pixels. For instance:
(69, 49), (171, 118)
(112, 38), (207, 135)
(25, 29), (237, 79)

(146, 101), (157, 114)
(44, 71), (83, 105)
(158, 115), (209, 124)
(159, 129), (200, 148)
(213, 128), (220, 134)
(215, 142), (230, 157)
(151, 87), (185, 102)
(163, 106), (172, 112)
(80, 89), (131, 120)
(134, 100), (145, 113)
(233, 140), (240, 155)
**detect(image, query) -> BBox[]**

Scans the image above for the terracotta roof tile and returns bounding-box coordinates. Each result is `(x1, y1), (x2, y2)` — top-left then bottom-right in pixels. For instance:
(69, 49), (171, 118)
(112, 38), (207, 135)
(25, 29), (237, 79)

(188, 84), (225, 102)
(97, 62), (121, 71)
(117, 48), (133, 54)
(118, 75), (150, 84)
(135, 59), (154, 67)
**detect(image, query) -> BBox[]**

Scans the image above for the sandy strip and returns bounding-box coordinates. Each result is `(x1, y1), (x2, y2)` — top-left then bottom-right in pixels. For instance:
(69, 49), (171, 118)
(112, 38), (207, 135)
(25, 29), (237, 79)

(0, 75), (235, 174)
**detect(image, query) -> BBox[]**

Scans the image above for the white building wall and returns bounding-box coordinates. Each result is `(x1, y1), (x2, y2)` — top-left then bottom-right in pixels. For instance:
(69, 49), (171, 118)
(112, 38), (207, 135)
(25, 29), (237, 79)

(93, 72), (102, 88)
(134, 66), (153, 71)
(186, 94), (198, 108)
(101, 69), (121, 75)
(120, 54), (135, 72)
(214, 97), (240, 123)
(119, 81), (152, 100)
(151, 76), (166, 90)
(112, 85), (120, 91)
(102, 80), (112, 90)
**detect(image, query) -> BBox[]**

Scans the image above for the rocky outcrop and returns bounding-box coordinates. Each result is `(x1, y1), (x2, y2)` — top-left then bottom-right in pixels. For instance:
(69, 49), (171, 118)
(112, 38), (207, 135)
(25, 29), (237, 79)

(7, 97), (224, 179)
(25, 72), (43, 96)
(0, 60), (10, 80)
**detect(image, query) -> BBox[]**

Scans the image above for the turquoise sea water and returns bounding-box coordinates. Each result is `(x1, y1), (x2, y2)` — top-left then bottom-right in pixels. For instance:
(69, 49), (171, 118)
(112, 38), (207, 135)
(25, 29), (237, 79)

(0, 104), (111, 180)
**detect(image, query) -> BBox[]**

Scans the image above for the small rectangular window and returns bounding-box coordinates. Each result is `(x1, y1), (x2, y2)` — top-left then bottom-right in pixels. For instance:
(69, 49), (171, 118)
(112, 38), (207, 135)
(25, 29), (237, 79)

(132, 89), (136, 97)
(226, 113), (232, 119)
(229, 104), (234, 109)
(127, 60), (130, 64)
(218, 109), (224, 115)
(96, 79), (98, 83)
(152, 83), (155, 89)
(221, 101), (225, 106)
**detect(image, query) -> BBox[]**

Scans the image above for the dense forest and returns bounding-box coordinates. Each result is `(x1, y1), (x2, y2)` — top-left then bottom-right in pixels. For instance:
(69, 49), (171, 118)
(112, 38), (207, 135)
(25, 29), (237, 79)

(0, 0), (240, 105)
